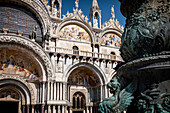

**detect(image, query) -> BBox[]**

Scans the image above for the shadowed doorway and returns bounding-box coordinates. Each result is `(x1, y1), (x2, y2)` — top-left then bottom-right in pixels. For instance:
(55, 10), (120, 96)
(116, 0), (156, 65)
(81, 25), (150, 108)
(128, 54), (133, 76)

(0, 101), (18, 113)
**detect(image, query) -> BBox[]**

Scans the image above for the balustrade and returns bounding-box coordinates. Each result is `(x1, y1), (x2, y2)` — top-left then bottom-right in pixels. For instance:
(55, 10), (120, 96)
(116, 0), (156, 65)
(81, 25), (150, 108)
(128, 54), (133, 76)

(49, 46), (119, 60)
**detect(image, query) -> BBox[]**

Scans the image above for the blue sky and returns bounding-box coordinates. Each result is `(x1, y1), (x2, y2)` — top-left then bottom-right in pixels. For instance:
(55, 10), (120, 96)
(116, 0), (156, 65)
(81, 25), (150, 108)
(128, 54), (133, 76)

(61, 0), (126, 27)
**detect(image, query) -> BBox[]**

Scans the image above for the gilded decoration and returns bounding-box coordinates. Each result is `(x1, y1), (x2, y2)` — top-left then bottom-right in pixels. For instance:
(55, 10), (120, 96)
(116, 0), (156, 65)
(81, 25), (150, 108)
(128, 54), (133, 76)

(101, 33), (121, 47)
(59, 25), (91, 43)
(68, 68), (100, 86)
(0, 49), (41, 80)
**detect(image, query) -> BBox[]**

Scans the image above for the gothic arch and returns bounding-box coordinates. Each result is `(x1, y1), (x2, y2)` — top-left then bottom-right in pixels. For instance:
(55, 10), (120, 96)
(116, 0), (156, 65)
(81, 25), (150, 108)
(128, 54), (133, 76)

(0, 34), (54, 80)
(57, 19), (95, 43)
(64, 61), (107, 85)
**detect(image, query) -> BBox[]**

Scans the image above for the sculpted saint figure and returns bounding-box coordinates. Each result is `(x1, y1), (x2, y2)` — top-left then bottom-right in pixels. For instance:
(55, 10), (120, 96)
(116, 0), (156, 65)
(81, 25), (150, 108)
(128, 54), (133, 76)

(111, 5), (115, 20)
(75, 0), (79, 9)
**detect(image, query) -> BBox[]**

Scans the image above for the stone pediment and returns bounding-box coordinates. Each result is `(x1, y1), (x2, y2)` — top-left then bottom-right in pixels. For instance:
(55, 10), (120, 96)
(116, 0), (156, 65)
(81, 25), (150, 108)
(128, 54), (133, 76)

(62, 8), (92, 27)
(102, 19), (124, 32)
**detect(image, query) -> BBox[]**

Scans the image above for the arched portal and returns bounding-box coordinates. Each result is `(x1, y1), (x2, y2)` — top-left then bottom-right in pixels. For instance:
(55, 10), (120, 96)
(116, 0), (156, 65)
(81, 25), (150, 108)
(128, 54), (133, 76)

(0, 78), (34, 113)
(67, 66), (102, 113)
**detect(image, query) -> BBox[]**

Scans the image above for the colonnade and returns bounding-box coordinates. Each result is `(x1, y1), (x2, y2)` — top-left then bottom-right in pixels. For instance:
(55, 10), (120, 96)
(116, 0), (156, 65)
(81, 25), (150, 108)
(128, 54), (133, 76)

(18, 81), (108, 113)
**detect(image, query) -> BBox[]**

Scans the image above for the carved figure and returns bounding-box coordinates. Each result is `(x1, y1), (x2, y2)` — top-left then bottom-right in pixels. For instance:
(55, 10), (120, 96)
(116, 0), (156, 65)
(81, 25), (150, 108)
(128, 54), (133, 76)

(120, 1), (169, 62)
(98, 77), (137, 113)
(111, 5), (115, 20)
(136, 86), (170, 113)
(31, 26), (37, 40)
(75, 0), (79, 9)
(52, 5), (58, 17)
(44, 26), (50, 42)
(93, 17), (98, 28)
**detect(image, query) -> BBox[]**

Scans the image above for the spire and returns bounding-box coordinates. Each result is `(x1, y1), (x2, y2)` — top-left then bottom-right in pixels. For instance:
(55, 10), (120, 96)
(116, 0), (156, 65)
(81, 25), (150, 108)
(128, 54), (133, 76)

(92, 0), (99, 10)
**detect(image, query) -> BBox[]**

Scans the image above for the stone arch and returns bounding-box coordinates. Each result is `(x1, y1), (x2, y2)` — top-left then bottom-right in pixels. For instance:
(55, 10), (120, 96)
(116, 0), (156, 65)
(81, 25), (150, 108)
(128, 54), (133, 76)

(57, 20), (95, 43)
(0, 76), (35, 104)
(64, 61), (106, 85)
(0, 34), (54, 80)
(0, 0), (50, 34)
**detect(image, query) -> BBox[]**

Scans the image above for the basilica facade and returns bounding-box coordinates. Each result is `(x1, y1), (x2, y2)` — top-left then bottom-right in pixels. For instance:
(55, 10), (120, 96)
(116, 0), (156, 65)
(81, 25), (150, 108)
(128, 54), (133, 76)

(0, 0), (124, 113)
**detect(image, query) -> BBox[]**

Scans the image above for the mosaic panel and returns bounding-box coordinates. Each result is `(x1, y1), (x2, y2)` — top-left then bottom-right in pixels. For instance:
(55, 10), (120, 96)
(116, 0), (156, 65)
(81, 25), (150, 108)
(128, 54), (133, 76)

(68, 68), (100, 86)
(101, 33), (121, 47)
(59, 25), (91, 43)
(0, 49), (41, 80)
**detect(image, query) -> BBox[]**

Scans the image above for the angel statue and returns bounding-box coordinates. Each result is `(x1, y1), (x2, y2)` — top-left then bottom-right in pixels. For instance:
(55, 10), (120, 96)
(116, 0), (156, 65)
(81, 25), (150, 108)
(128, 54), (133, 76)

(98, 76), (137, 113)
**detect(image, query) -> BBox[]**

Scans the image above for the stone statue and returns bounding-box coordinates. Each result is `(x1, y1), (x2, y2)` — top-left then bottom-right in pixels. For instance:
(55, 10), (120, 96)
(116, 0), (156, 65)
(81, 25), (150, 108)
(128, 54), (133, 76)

(52, 5), (58, 17)
(111, 5), (115, 20)
(42, 26), (50, 48)
(93, 17), (98, 28)
(98, 77), (137, 113)
(75, 0), (79, 10)
(31, 26), (37, 40)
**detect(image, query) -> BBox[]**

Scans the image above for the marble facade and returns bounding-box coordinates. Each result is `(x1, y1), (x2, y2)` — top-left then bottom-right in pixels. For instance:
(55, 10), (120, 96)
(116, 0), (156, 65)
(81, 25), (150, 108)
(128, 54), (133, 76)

(0, 0), (123, 113)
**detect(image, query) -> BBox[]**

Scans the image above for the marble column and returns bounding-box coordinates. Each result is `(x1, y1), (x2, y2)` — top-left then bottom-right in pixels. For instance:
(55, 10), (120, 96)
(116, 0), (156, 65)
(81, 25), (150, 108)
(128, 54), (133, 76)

(60, 83), (63, 100)
(63, 83), (65, 100)
(53, 105), (55, 113)
(67, 85), (70, 101)
(23, 105), (25, 113)
(57, 106), (60, 113)
(54, 82), (56, 100)
(65, 106), (67, 113)
(42, 82), (45, 103)
(47, 82), (50, 101)
(41, 105), (44, 113)
(57, 82), (59, 100)
(40, 84), (42, 103)
(100, 85), (103, 101)
(27, 105), (29, 113)
(79, 97), (81, 108)
(37, 84), (40, 103)
(62, 106), (64, 113)
(32, 105), (34, 113)
(51, 82), (53, 100)
(104, 84), (108, 98)
(90, 107), (92, 113)
(86, 106), (89, 113)
(48, 105), (51, 113)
